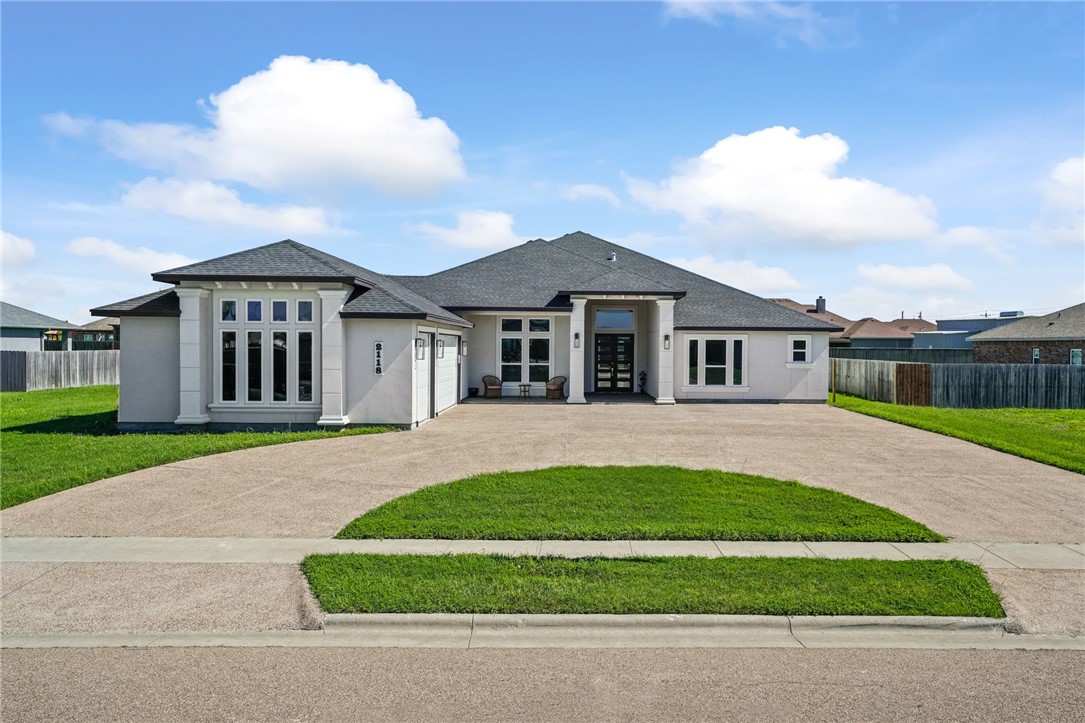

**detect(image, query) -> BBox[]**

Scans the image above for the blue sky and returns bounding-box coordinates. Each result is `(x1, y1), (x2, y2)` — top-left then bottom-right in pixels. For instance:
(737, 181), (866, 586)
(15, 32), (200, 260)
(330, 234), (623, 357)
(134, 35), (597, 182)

(3, 1), (1083, 324)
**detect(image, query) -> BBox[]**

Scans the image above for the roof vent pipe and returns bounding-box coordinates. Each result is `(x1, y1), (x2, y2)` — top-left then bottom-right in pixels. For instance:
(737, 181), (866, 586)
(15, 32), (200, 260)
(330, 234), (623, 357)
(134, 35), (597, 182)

(815, 296), (826, 314)
(607, 253), (617, 262)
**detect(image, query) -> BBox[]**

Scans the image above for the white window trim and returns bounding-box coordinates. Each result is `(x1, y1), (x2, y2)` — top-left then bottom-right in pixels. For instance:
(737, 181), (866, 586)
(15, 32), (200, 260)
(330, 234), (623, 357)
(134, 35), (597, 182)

(246, 299), (263, 323)
(221, 299), (238, 324)
(497, 315), (554, 386)
(270, 299), (289, 324)
(1071, 349), (1083, 366)
(787, 334), (813, 366)
(297, 299), (314, 324)
(220, 329), (239, 403)
(682, 334), (749, 391)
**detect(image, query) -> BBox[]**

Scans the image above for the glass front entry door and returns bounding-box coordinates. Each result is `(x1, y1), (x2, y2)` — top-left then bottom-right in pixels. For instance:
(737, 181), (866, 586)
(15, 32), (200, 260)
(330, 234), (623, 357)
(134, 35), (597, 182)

(594, 334), (634, 392)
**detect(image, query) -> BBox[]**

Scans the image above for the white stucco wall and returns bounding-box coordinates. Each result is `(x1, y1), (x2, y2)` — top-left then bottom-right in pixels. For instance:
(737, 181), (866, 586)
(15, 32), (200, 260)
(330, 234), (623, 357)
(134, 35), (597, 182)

(118, 317), (180, 424)
(0, 331), (44, 352)
(343, 319), (416, 426)
(673, 330), (831, 401)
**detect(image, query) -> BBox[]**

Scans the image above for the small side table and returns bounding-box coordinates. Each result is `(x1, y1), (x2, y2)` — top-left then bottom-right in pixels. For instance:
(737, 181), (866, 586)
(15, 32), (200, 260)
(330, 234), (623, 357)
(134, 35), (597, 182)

(518, 383), (531, 398)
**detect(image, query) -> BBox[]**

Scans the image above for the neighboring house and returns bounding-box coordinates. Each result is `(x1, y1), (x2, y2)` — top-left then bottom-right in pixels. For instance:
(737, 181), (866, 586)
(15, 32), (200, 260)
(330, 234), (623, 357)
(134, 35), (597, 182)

(883, 317), (937, 335)
(0, 301), (77, 351)
(767, 297), (853, 346)
(935, 313), (1030, 349)
(969, 302), (1085, 365)
(838, 318), (915, 349)
(74, 317), (120, 349)
(92, 233), (843, 431)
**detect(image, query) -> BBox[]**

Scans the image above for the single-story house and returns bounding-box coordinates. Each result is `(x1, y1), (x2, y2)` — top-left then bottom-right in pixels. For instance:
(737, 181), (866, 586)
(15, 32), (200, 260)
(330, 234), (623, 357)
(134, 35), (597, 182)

(838, 318), (915, 349)
(91, 232), (843, 431)
(73, 317), (120, 349)
(767, 297), (853, 346)
(969, 302), (1084, 365)
(0, 301), (77, 351)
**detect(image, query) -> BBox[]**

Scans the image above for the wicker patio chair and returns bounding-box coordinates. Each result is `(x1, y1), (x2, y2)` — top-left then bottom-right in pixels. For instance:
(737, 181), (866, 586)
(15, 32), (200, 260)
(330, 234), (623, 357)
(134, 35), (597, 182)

(545, 375), (567, 399)
(482, 375), (503, 398)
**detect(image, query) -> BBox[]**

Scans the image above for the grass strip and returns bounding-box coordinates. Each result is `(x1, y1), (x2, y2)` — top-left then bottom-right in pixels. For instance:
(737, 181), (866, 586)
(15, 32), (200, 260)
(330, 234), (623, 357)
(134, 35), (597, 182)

(302, 554), (1004, 617)
(1, 385), (394, 509)
(337, 465), (944, 542)
(830, 394), (1085, 475)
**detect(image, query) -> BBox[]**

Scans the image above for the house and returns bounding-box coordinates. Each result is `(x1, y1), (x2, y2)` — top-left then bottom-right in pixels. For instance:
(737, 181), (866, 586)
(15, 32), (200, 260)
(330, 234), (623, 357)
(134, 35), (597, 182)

(838, 318), (915, 349)
(0, 301), (77, 351)
(968, 302), (1085, 365)
(91, 232), (843, 431)
(935, 312), (1031, 349)
(883, 317), (937, 335)
(73, 317), (120, 349)
(767, 297), (853, 346)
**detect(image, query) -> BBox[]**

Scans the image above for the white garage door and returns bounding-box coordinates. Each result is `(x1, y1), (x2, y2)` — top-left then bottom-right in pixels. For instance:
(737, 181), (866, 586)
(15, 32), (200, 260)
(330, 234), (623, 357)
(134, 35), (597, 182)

(414, 333), (432, 425)
(436, 333), (459, 413)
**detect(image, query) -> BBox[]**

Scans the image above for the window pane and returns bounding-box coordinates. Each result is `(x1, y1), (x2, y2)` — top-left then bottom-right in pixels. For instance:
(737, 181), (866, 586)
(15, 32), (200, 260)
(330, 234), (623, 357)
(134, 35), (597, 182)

(221, 300), (236, 322)
(705, 367), (728, 385)
(297, 300), (313, 323)
(733, 339), (743, 385)
(688, 339), (698, 385)
(222, 332), (236, 401)
(528, 338), (549, 364)
(501, 338), (522, 364)
(298, 332), (313, 402)
(501, 364), (522, 382)
(272, 301), (287, 322)
(793, 339), (807, 351)
(247, 300), (262, 322)
(529, 365), (549, 382)
(247, 332), (262, 401)
(529, 318), (550, 332)
(793, 350), (807, 362)
(272, 331), (287, 401)
(595, 309), (633, 329)
(705, 339), (727, 366)
(501, 319), (522, 332)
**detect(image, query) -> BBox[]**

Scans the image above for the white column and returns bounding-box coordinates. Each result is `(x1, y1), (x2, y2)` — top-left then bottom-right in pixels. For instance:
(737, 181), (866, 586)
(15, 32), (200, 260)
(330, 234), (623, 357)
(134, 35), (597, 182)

(655, 299), (676, 404)
(567, 298), (587, 403)
(175, 287), (211, 425)
(317, 288), (350, 426)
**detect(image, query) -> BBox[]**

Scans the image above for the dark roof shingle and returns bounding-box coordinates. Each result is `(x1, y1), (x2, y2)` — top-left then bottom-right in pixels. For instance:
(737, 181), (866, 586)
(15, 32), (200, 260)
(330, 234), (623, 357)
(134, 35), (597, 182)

(0, 301), (77, 329)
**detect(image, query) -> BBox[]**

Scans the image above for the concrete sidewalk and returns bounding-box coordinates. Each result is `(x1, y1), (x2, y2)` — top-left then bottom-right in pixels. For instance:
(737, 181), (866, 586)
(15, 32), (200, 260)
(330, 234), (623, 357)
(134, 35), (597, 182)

(3, 536), (1083, 568)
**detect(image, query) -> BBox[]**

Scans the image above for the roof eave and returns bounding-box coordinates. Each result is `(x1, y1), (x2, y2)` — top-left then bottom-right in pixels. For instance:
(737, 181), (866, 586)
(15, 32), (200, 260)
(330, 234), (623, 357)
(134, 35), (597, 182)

(89, 307), (179, 318)
(151, 273), (368, 288)
(339, 311), (472, 328)
(675, 325), (843, 332)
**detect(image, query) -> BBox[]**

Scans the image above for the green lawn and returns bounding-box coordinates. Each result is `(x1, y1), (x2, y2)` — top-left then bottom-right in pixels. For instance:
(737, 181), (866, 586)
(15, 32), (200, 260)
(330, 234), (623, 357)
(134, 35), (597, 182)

(831, 394), (1085, 475)
(337, 466), (945, 542)
(0, 385), (394, 509)
(302, 553), (1003, 617)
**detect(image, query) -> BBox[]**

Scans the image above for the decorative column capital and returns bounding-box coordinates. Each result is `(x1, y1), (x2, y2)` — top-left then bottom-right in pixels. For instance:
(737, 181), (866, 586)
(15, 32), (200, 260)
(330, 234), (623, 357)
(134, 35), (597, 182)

(174, 287), (211, 300)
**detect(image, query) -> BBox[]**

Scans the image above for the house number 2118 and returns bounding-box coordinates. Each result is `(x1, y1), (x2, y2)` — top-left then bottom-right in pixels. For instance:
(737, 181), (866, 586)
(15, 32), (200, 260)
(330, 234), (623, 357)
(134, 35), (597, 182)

(374, 342), (383, 375)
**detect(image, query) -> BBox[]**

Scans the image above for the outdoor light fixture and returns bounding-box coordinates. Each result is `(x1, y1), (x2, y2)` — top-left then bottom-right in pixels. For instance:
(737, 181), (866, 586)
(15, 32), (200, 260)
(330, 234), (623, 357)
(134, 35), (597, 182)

(573, 332), (581, 348)
(460, 340), (468, 356)
(437, 339), (445, 358)
(415, 337), (426, 360)
(664, 334), (671, 350)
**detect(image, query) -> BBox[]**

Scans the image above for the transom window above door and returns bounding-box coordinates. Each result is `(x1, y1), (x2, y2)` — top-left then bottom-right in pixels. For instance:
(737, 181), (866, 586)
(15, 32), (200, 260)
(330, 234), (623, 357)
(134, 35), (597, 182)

(595, 309), (634, 330)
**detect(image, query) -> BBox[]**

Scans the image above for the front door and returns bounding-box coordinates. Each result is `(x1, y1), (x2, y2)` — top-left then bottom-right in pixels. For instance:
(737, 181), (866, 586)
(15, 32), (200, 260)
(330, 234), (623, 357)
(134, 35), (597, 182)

(594, 334), (634, 392)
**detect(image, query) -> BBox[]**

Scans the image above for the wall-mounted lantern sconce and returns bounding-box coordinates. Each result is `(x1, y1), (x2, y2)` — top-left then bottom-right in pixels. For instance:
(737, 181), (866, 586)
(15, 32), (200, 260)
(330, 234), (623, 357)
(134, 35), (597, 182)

(436, 339), (445, 358)
(415, 337), (426, 360)
(573, 332), (581, 349)
(460, 340), (468, 356)
(663, 334), (671, 350)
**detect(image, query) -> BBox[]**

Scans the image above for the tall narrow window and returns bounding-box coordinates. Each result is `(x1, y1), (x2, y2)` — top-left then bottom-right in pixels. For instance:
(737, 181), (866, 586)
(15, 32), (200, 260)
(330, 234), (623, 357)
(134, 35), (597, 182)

(298, 332), (313, 401)
(733, 339), (744, 385)
(222, 331), (237, 402)
(528, 338), (550, 381)
(272, 331), (288, 401)
(688, 339), (698, 385)
(247, 331), (262, 402)
(705, 339), (727, 385)
(501, 338), (523, 382)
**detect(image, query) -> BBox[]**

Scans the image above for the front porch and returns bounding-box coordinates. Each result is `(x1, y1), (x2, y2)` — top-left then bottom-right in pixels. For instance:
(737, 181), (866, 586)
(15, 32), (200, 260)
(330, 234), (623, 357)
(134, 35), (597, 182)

(461, 392), (656, 405)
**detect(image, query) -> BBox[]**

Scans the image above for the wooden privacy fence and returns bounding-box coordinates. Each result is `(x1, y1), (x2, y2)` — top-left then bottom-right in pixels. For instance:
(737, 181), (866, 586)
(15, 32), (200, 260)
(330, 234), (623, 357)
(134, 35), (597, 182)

(830, 348), (973, 364)
(832, 358), (1085, 409)
(1, 350), (119, 392)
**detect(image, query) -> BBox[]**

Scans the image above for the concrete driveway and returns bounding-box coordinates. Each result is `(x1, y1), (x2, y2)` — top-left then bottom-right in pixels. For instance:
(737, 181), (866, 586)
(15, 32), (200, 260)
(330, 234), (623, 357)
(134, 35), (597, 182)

(2, 403), (1082, 542)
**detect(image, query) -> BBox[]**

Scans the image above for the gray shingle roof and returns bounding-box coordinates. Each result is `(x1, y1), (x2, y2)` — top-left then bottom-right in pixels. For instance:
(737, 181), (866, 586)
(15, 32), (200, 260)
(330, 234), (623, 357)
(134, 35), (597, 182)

(395, 232), (842, 331)
(968, 302), (1085, 342)
(90, 289), (180, 318)
(0, 301), (77, 329)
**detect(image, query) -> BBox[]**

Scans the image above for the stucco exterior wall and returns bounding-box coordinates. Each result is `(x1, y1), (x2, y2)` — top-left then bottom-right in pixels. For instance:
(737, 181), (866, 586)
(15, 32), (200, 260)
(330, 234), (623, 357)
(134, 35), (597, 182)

(118, 317), (180, 424)
(343, 319), (416, 426)
(673, 330), (830, 401)
(462, 314), (497, 396)
(973, 340), (1085, 365)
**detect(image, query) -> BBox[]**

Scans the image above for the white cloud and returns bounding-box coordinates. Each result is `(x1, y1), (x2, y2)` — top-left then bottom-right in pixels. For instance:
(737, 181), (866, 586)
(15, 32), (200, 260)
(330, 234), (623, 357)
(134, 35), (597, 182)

(66, 237), (197, 274)
(562, 183), (621, 208)
(857, 263), (974, 293)
(627, 126), (938, 248)
(1034, 156), (1084, 246)
(46, 55), (464, 196)
(664, 1), (854, 49)
(929, 226), (1013, 262)
(122, 177), (328, 235)
(667, 255), (803, 294)
(408, 210), (522, 251)
(831, 286), (976, 323)
(1, 230), (36, 269)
